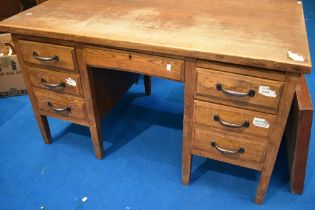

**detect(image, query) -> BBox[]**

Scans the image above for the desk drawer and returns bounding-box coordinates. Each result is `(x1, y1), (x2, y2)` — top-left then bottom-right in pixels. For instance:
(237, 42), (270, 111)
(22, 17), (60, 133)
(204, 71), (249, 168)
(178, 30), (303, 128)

(196, 68), (283, 111)
(193, 128), (268, 166)
(28, 67), (82, 96)
(18, 40), (76, 71)
(194, 101), (276, 139)
(34, 90), (86, 121)
(84, 48), (184, 81)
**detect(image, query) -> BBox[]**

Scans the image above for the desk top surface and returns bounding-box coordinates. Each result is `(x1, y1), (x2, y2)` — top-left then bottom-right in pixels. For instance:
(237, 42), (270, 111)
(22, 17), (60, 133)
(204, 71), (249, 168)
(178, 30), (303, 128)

(0, 0), (312, 73)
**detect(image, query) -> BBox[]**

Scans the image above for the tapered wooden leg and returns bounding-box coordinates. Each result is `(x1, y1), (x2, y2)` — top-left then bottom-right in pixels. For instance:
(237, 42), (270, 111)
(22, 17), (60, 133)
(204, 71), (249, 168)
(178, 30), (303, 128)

(144, 75), (151, 96)
(255, 72), (300, 204)
(182, 59), (196, 185)
(182, 150), (192, 185)
(35, 113), (51, 144)
(77, 48), (104, 159)
(89, 122), (104, 159)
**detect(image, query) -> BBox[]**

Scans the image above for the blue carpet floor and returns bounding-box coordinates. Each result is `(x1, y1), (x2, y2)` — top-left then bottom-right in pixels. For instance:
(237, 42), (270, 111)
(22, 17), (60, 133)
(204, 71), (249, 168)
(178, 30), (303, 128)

(1, 1), (315, 210)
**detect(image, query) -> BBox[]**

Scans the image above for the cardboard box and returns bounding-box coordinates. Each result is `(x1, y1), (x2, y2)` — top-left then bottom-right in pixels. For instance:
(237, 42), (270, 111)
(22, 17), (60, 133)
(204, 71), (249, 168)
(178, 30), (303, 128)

(0, 33), (27, 97)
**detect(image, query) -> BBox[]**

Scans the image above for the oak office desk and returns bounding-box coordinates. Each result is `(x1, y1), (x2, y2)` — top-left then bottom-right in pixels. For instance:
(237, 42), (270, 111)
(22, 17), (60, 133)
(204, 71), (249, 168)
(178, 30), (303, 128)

(0, 0), (311, 204)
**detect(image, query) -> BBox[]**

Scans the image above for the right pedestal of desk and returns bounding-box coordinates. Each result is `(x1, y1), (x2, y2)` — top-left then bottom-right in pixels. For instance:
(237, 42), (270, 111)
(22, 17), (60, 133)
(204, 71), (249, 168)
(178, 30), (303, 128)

(182, 60), (301, 204)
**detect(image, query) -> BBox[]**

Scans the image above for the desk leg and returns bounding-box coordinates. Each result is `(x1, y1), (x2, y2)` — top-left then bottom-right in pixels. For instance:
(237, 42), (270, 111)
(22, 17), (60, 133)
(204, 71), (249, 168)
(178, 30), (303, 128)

(182, 59), (196, 185)
(35, 113), (52, 144)
(89, 121), (104, 159)
(77, 48), (104, 159)
(12, 36), (52, 144)
(255, 72), (299, 204)
(144, 75), (151, 96)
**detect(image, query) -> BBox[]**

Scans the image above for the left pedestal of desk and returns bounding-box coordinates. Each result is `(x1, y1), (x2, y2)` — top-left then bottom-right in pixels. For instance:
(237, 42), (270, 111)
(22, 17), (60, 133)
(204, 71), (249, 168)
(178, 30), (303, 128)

(11, 35), (138, 159)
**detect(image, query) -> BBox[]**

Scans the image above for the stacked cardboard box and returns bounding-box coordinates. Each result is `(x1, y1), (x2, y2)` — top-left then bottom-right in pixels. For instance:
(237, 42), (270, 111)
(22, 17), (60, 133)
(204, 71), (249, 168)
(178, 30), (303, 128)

(0, 33), (26, 96)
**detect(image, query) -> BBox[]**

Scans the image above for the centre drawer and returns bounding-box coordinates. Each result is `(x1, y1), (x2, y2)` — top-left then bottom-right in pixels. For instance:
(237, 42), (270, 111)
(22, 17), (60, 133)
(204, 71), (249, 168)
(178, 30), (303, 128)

(193, 100), (276, 139)
(84, 47), (184, 81)
(192, 128), (268, 169)
(195, 68), (283, 111)
(33, 90), (87, 121)
(28, 67), (82, 96)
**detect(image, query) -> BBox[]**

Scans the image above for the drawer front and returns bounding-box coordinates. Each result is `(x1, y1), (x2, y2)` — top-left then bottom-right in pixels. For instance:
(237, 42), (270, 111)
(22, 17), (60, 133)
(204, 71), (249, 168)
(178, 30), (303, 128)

(193, 128), (268, 165)
(28, 67), (82, 96)
(33, 90), (86, 120)
(194, 101), (276, 138)
(196, 68), (283, 111)
(84, 48), (184, 81)
(18, 40), (76, 71)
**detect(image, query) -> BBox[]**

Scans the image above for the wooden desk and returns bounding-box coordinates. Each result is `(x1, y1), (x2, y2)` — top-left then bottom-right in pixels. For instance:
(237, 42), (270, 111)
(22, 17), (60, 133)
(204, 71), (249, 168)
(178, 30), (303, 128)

(0, 0), (311, 204)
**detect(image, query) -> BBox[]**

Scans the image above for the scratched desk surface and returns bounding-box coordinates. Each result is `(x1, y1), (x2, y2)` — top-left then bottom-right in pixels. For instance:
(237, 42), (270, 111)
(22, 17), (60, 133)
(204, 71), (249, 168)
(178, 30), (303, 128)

(0, 0), (311, 72)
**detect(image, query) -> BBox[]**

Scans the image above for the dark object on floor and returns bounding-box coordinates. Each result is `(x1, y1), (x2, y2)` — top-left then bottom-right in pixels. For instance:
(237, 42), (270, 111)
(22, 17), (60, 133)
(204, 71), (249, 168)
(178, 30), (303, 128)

(285, 75), (313, 194)
(0, 0), (22, 21)
(0, 0), (42, 21)
(20, 0), (37, 10)
(35, 0), (47, 4)
(144, 75), (151, 96)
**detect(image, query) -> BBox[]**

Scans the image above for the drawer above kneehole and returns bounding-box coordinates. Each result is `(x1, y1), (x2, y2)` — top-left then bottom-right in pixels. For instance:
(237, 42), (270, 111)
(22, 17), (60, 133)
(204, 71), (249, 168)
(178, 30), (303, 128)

(195, 68), (284, 112)
(28, 67), (83, 96)
(17, 40), (76, 71)
(84, 48), (184, 81)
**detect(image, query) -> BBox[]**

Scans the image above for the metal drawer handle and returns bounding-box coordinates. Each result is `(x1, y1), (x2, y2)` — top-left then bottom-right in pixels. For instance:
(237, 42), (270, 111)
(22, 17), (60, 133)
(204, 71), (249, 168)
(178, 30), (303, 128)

(211, 141), (245, 154)
(213, 115), (250, 128)
(216, 84), (255, 97)
(41, 79), (65, 89)
(48, 102), (71, 113)
(33, 51), (59, 62)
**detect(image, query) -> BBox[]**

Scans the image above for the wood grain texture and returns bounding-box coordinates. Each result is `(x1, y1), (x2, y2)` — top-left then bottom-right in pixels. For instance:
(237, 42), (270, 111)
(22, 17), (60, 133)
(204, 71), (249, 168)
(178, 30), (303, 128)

(182, 58), (196, 185)
(76, 47), (104, 159)
(197, 60), (286, 81)
(285, 75), (313, 194)
(17, 40), (76, 71)
(255, 72), (300, 204)
(12, 35), (52, 144)
(1, 0), (310, 203)
(0, 0), (311, 73)
(194, 95), (277, 115)
(84, 47), (184, 81)
(194, 100), (276, 139)
(196, 68), (284, 111)
(28, 66), (83, 96)
(192, 128), (267, 170)
(33, 89), (87, 121)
